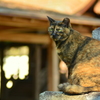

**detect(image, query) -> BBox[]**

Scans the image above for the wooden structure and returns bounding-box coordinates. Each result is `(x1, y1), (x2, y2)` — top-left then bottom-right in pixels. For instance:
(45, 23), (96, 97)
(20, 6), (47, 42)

(0, 0), (96, 15)
(0, 0), (100, 100)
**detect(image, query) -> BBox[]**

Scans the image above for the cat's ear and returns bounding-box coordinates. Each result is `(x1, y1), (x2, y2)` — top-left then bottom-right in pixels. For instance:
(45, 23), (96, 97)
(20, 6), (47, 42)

(47, 16), (55, 25)
(62, 18), (70, 28)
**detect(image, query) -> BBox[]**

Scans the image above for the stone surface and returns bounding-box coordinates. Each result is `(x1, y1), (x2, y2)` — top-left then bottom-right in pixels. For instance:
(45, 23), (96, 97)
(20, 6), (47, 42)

(39, 91), (100, 100)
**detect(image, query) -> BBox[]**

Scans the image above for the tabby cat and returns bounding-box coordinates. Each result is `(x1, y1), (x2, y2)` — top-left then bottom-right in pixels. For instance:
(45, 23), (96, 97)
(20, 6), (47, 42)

(47, 16), (100, 94)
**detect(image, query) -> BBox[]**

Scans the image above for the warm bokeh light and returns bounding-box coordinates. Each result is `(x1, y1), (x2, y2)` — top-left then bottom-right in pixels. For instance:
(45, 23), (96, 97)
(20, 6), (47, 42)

(6, 80), (13, 89)
(3, 46), (29, 82)
(13, 74), (18, 80)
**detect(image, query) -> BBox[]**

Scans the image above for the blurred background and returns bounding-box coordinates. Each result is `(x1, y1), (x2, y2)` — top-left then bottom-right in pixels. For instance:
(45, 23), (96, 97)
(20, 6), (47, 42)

(0, 0), (100, 100)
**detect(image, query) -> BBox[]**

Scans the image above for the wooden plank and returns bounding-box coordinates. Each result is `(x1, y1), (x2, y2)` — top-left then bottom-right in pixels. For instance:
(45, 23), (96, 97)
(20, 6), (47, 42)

(94, 0), (100, 15)
(0, 32), (50, 44)
(0, 0), (95, 15)
(76, 0), (96, 15)
(81, 32), (92, 37)
(0, 7), (100, 26)
(0, 28), (43, 33)
(0, 16), (48, 30)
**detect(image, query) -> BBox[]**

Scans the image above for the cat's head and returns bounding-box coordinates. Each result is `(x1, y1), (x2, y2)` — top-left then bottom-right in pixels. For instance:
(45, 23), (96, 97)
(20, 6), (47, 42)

(47, 16), (72, 41)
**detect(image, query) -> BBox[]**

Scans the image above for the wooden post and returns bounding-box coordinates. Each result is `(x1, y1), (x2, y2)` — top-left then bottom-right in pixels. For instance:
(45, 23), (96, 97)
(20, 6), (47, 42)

(34, 45), (41, 100)
(30, 45), (42, 100)
(47, 40), (53, 91)
(52, 43), (59, 91)
(47, 40), (59, 91)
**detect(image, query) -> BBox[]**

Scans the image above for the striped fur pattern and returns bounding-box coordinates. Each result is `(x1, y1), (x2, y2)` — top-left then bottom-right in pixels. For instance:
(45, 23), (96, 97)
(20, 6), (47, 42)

(47, 16), (100, 94)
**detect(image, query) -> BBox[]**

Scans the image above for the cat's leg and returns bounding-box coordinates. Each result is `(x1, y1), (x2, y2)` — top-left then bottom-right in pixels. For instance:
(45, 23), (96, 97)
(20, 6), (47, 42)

(58, 83), (100, 94)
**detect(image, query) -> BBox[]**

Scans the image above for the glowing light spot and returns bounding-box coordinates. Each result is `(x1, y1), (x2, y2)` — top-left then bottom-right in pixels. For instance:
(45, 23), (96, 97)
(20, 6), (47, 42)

(6, 80), (13, 89)
(3, 46), (29, 80)
(19, 74), (25, 80)
(13, 75), (18, 80)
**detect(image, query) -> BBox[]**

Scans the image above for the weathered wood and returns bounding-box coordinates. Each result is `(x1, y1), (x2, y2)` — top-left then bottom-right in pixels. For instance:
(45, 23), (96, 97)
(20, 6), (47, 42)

(35, 46), (41, 100)
(52, 43), (59, 91)
(94, 0), (100, 15)
(0, 8), (100, 26)
(47, 40), (53, 91)
(0, 16), (48, 30)
(0, 0), (95, 15)
(0, 28), (38, 33)
(81, 32), (92, 37)
(0, 32), (50, 44)
(39, 91), (100, 100)
(47, 41), (59, 91)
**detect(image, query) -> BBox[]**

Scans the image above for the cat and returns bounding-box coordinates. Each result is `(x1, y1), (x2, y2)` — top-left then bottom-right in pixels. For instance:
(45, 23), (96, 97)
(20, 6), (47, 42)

(47, 16), (100, 94)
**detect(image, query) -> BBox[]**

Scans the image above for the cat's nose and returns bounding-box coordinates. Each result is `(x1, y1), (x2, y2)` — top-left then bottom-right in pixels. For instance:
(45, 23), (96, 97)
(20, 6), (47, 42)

(51, 32), (56, 36)
(54, 31), (58, 35)
(52, 33), (58, 39)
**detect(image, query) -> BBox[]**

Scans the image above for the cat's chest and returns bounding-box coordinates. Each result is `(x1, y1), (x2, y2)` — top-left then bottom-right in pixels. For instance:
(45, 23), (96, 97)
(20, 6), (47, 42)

(56, 47), (71, 63)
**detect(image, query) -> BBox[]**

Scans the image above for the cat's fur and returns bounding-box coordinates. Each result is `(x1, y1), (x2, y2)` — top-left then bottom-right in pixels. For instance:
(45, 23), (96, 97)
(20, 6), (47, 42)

(47, 16), (100, 94)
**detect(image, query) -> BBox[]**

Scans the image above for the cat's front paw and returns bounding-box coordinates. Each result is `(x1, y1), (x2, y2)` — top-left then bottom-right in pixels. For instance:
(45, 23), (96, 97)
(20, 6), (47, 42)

(58, 82), (88, 94)
(58, 82), (70, 91)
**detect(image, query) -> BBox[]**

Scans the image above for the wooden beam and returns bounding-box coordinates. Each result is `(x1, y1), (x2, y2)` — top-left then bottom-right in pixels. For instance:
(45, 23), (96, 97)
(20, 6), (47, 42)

(0, 28), (43, 33)
(0, 16), (48, 30)
(0, 32), (50, 44)
(0, 7), (100, 26)
(0, 0), (96, 15)
(81, 32), (92, 37)
(94, 0), (100, 15)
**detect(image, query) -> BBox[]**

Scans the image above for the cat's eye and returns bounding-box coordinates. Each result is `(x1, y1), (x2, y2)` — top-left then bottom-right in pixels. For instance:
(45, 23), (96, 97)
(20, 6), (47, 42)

(48, 27), (53, 32)
(58, 29), (63, 32)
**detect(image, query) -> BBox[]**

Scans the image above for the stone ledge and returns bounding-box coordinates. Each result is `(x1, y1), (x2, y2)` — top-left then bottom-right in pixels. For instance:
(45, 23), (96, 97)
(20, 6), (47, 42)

(39, 91), (100, 100)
